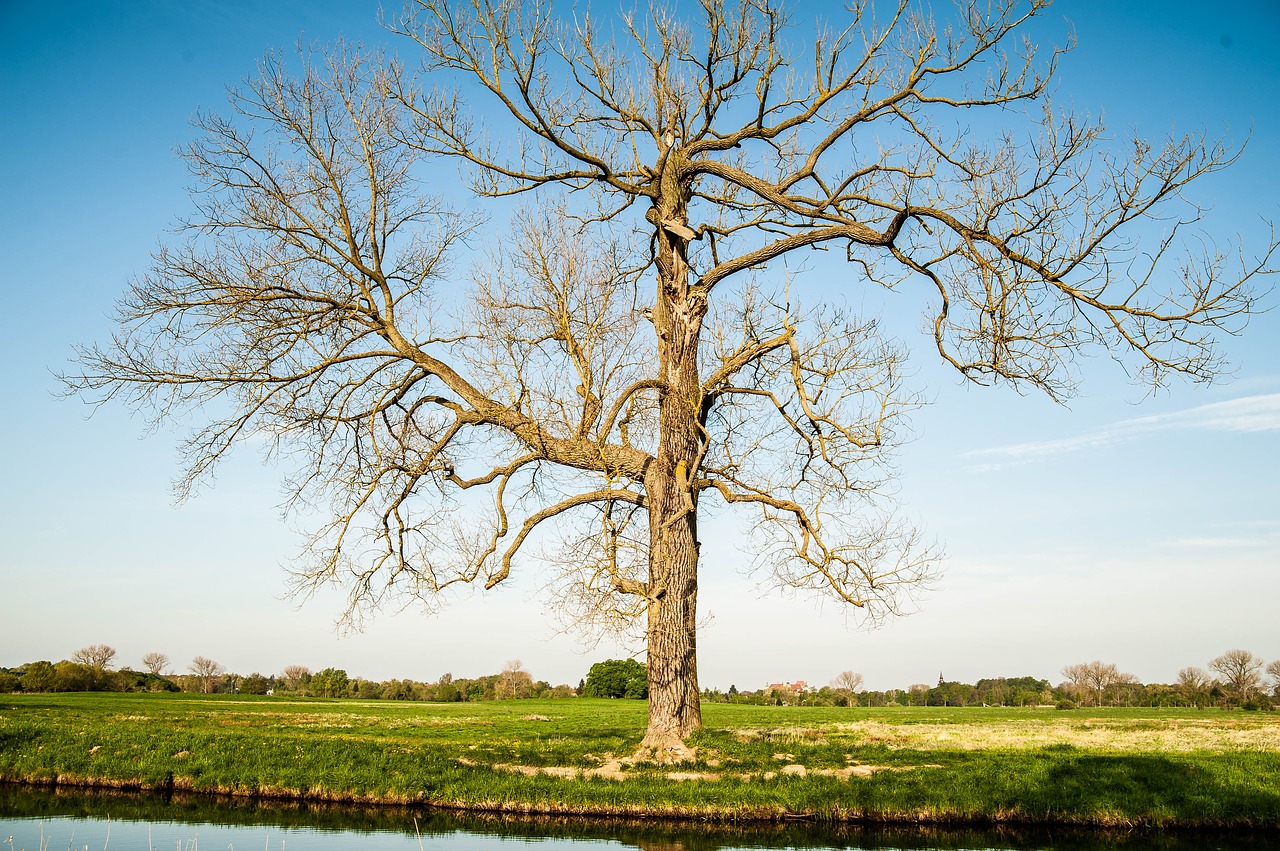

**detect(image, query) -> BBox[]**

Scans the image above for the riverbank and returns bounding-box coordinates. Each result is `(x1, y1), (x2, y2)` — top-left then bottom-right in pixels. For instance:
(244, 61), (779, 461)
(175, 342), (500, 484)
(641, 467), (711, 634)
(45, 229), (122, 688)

(8, 784), (1277, 851)
(2, 693), (1278, 828)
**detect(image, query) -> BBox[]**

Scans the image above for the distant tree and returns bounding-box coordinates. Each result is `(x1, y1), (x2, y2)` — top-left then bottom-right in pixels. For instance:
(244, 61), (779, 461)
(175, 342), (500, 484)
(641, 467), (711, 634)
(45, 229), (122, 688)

(280, 665), (312, 692)
(927, 680), (976, 707)
(19, 661), (57, 693)
(240, 673), (272, 695)
(1061, 661), (1133, 707)
(352, 678), (382, 699)
(468, 675), (499, 701)
(1109, 672), (1140, 704)
(495, 660), (535, 700)
(311, 667), (350, 698)
(1209, 650), (1264, 701)
(831, 671), (864, 707)
(126, 671), (179, 693)
(832, 670), (864, 693)
(54, 661), (97, 692)
(189, 656), (225, 693)
(1267, 659), (1280, 698)
(1060, 663), (1089, 703)
(141, 652), (169, 675)
(1176, 666), (1213, 707)
(1140, 682), (1178, 708)
(380, 679), (413, 701)
(71, 644), (117, 671)
(883, 688), (907, 707)
(973, 678), (1010, 707)
(992, 676), (1052, 707)
(434, 672), (462, 702)
(583, 659), (648, 699)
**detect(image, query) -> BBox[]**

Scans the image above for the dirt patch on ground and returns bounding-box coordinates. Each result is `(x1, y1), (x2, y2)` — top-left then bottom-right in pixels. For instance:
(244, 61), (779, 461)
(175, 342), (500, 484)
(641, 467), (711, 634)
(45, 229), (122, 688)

(460, 754), (934, 783)
(761, 763), (934, 780)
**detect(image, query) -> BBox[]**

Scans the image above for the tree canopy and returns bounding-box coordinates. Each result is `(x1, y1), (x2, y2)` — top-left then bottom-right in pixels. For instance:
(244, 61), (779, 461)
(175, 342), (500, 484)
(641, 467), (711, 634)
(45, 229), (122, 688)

(583, 658), (649, 699)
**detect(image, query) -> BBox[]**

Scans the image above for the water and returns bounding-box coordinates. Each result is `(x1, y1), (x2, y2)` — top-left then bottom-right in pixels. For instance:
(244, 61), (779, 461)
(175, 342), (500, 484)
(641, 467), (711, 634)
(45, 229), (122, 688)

(1, 786), (1277, 851)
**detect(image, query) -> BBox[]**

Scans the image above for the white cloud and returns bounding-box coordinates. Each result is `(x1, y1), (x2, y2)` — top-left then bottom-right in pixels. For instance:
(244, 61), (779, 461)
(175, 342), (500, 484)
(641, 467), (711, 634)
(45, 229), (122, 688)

(964, 393), (1280, 470)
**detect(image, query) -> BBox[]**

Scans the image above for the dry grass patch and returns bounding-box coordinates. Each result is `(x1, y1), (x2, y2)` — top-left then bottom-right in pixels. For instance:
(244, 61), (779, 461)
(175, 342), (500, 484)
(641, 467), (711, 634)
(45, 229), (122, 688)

(824, 715), (1280, 752)
(731, 726), (829, 745)
(243, 711), (494, 731)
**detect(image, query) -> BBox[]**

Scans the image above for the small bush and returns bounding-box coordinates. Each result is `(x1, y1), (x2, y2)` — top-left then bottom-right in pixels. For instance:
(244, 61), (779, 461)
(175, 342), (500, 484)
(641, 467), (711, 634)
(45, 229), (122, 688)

(1055, 699), (1078, 710)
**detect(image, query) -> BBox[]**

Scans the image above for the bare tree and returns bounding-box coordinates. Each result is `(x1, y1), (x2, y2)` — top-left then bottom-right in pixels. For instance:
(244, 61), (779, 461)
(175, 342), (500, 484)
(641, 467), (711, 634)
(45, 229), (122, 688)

(1061, 661), (1132, 707)
(67, 1), (1274, 755)
(280, 665), (312, 692)
(832, 670), (864, 691)
(1267, 659), (1280, 698)
(189, 656), (225, 694)
(1176, 666), (1213, 706)
(71, 644), (116, 671)
(831, 670), (864, 703)
(1059, 663), (1089, 704)
(141, 652), (170, 675)
(495, 659), (535, 700)
(1209, 649), (1264, 700)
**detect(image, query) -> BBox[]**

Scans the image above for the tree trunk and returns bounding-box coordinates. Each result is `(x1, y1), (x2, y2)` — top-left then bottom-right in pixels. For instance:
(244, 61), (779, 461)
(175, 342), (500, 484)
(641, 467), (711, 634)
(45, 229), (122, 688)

(639, 187), (704, 759)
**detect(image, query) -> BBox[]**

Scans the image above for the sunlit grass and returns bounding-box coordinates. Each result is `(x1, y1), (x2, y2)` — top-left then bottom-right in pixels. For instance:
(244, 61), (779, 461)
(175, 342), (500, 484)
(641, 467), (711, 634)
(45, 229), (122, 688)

(1, 693), (1277, 826)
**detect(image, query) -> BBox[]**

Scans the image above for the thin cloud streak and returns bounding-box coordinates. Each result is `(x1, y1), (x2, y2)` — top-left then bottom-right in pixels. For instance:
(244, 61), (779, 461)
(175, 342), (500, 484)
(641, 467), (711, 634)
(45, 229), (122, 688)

(965, 394), (1280, 470)
(1168, 536), (1273, 549)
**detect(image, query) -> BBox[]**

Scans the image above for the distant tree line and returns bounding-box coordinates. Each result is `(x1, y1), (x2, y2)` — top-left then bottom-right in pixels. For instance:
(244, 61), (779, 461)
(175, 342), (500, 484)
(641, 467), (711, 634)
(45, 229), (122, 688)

(4, 647), (1276, 711)
(0, 649), (607, 702)
(702, 675), (1058, 709)
(707, 651), (1279, 711)
(1051, 652), (1277, 710)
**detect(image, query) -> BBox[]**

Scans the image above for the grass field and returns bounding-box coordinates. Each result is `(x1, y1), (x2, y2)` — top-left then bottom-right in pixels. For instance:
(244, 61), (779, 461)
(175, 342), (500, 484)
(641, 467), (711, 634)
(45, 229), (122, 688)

(1, 693), (1278, 827)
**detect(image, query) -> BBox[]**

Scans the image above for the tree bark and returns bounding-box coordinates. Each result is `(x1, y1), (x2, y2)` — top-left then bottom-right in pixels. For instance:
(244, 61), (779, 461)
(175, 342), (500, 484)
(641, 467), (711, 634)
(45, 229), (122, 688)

(639, 172), (705, 757)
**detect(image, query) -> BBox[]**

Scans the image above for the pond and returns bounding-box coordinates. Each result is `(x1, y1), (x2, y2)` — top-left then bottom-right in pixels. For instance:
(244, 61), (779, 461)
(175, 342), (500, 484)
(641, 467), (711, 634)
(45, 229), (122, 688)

(0, 786), (1274, 851)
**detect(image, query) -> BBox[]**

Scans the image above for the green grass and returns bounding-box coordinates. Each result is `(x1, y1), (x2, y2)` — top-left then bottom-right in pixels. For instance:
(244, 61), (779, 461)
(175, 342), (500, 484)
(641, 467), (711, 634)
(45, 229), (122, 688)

(2, 693), (1278, 827)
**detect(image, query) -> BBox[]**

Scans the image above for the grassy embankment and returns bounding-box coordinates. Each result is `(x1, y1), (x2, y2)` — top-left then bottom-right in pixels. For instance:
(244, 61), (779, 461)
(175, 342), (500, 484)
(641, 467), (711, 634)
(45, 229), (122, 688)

(1, 693), (1278, 827)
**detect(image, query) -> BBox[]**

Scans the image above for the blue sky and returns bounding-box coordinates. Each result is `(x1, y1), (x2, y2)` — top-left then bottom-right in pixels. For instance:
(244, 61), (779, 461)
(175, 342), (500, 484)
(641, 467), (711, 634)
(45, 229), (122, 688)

(1, 1), (1276, 692)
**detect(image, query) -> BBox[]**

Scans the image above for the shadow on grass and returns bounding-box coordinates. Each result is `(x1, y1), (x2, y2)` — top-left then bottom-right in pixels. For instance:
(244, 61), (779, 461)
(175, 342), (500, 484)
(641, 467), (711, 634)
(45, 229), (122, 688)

(1027, 751), (1280, 827)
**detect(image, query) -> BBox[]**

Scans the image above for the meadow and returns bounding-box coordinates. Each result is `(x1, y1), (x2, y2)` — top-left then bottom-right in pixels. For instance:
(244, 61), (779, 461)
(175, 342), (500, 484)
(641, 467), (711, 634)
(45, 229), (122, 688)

(1, 693), (1278, 827)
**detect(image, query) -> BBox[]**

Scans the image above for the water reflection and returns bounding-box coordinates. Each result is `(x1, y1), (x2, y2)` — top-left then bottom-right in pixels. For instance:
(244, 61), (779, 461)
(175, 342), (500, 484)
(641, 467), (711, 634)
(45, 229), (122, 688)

(0, 786), (1274, 851)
